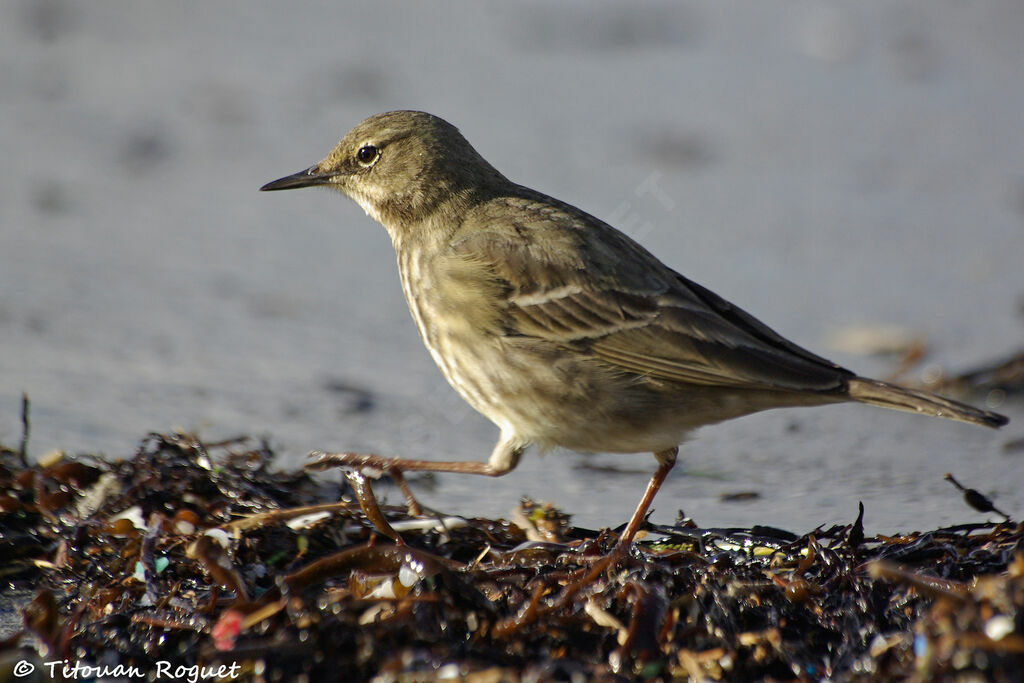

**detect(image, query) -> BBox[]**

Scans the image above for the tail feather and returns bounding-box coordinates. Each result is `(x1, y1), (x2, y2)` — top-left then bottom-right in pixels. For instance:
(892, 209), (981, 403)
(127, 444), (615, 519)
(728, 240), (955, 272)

(847, 378), (1008, 429)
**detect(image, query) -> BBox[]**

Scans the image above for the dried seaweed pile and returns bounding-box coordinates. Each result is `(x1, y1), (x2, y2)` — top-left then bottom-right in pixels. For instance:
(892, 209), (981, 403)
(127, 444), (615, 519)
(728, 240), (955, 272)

(2, 432), (1023, 681)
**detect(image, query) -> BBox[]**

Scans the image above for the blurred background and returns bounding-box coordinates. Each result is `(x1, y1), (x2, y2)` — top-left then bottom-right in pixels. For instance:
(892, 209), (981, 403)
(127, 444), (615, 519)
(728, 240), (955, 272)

(2, 1), (1022, 533)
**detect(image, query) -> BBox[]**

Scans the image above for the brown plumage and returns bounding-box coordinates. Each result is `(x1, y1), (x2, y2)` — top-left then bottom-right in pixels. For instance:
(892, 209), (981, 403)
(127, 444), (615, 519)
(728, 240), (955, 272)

(261, 111), (1007, 553)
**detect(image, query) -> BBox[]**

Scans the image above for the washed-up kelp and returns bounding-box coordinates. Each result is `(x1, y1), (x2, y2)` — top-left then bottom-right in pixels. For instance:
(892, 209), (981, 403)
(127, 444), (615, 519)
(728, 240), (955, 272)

(1, 432), (1022, 682)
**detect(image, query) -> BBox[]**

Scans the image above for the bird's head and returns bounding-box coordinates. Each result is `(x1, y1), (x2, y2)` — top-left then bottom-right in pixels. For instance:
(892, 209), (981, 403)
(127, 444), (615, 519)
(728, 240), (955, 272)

(261, 110), (504, 232)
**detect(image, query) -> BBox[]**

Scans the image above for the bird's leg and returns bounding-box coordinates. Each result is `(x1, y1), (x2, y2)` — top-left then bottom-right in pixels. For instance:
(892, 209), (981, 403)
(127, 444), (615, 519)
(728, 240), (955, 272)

(307, 434), (526, 517)
(612, 447), (678, 556)
(307, 452), (500, 517)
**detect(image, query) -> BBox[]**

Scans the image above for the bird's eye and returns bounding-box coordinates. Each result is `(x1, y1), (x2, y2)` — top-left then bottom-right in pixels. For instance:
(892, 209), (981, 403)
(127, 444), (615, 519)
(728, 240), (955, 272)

(356, 145), (379, 165)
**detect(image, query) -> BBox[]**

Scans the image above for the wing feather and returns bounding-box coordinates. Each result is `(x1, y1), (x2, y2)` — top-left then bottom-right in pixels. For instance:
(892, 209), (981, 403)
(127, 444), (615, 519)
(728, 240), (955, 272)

(451, 191), (853, 394)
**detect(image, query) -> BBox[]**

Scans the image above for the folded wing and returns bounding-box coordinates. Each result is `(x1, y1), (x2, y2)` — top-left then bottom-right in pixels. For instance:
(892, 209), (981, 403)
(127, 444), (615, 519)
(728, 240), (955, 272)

(457, 192), (854, 394)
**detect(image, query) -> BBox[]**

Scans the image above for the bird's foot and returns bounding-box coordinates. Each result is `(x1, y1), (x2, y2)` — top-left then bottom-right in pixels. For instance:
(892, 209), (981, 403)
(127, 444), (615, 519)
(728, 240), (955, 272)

(307, 451), (425, 517)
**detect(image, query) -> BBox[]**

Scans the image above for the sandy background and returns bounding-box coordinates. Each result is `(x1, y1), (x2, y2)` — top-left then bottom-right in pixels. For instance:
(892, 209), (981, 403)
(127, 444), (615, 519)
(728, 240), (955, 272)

(2, 1), (1022, 534)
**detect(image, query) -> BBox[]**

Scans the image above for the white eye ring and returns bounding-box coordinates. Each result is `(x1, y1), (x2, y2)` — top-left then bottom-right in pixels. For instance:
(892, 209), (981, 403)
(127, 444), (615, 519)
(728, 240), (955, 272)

(356, 144), (380, 166)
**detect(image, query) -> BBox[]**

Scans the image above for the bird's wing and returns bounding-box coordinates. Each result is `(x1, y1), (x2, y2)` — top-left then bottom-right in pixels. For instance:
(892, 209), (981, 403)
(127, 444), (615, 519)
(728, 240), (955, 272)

(453, 193), (852, 393)
(511, 279), (850, 391)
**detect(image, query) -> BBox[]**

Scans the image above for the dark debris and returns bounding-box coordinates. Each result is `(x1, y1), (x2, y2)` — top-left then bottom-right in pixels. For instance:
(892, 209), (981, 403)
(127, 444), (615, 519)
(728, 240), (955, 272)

(2, 432), (1023, 681)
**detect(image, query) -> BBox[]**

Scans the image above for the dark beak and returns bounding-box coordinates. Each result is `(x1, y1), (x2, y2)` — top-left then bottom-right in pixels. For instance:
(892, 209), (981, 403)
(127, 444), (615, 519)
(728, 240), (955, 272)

(260, 165), (336, 192)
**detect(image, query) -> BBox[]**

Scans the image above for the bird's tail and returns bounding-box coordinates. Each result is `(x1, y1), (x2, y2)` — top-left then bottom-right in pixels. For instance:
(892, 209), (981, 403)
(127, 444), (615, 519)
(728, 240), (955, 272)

(847, 378), (1008, 428)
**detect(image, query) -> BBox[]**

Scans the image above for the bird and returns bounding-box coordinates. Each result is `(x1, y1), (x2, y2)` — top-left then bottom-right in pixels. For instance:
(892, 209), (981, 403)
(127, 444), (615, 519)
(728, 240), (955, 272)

(260, 110), (1008, 553)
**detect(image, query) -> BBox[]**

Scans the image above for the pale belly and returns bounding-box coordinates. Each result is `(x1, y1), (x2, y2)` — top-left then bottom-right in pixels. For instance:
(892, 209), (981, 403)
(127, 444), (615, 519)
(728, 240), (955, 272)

(396, 250), (833, 455)
(403, 294), (724, 454)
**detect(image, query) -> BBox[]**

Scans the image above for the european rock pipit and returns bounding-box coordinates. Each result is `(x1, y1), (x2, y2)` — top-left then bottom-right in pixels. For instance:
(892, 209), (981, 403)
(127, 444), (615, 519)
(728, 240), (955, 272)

(261, 111), (1007, 552)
